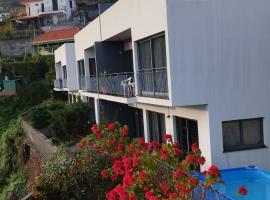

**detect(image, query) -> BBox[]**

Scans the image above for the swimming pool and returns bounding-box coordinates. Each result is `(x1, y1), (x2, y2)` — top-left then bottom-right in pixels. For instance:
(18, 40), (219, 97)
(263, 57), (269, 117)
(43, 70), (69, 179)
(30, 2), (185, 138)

(203, 166), (270, 200)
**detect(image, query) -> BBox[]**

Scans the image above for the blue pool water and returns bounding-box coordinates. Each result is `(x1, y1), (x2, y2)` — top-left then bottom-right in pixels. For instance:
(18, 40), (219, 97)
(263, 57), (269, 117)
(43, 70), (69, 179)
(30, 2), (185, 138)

(211, 167), (270, 200)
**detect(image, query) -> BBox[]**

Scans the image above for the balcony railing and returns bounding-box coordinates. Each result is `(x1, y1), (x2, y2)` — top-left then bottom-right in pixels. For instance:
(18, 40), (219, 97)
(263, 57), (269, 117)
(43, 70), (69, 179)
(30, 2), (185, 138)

(63, 78), (67, 88)
(79, 75), (86, 90)
(84, 73), (135, 97)
(86, 75), (98, 93)
(54, 79), (63, 89)
(38, 6), (66, 14)
(137, 67), (168, 98)
(98, 72), (135, 97)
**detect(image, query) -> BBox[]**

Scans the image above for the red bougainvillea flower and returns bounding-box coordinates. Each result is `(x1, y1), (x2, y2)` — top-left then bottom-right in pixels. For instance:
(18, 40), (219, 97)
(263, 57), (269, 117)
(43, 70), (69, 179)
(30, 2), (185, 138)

(145, 191), (153, 199)
(122, 156), (133, 171)
(97, 132), (103, 139)
(149, 141), (160, 149)
(191, 143), (199, 151)
(110, 139), (116, 146)
(101, 170), (108, 178)
(110, 173), (118, 182)
(149, 196), (159, 200)
(160, 182), (171, 195)
(159, 149), (170, 160)
(76, 143), (83, 150)
(129, 144), (134, 152)
(106, 190), (117, 200)
(137, 137), (145, 145)
(172, 147), (184, 156)
(187, 154), (197, 164)
(198, 156), (206, 165)
(208, 165), (220, 177)
(107, 123), (116, 131)
(114, 185), (128, 199)
(138, 171), (146, 182)
(85, 142), (91, 148)
(238, 186), (248, 196)
(128, 194), (137, 200)
(173, 169), (184, 179)
(123, 172), (135, 188)
(91, 124), (99, 134)
(121, 126), (129, 137)
(163, 134), (172, 142)
(117, 143), (124, 151)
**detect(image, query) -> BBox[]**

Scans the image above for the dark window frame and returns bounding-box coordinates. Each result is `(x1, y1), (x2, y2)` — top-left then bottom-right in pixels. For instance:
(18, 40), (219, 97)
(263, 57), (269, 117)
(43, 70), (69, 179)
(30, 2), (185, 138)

(148, 111), (166, 144)
(137, 32), (167, 70)
(222, 118), (265, 152)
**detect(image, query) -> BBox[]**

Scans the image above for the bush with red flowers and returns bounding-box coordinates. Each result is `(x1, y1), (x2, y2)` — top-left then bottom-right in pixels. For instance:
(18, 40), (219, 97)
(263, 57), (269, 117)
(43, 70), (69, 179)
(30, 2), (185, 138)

(81, 122), (222, 200)
(33, 122), (224, 200)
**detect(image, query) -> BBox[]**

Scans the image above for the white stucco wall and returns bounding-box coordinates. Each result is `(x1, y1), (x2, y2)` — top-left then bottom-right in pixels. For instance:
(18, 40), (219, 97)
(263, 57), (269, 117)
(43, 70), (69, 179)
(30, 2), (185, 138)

(74, 0), (172, 106)
(24, 0), (76, 18)
(55, 43), (78, 91)
(24, 2), (42, 16)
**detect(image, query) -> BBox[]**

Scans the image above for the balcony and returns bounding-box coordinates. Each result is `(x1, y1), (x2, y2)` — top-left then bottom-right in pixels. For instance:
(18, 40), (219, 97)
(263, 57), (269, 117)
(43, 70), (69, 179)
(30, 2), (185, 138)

(98, 72), (135, 97)
(38, 7), (66, 15)
(137, 68), (168, 98)
(85, 72), (135, 97)
(86, 75), (98, 93)
(79, 75), (86, 90)
(54, 79), (63, 89)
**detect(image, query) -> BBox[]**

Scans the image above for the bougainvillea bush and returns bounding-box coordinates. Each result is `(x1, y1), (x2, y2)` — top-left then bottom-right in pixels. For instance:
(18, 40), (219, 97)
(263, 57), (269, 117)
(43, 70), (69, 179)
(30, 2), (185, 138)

(79, 122), (221, 200)
(33, 122), (222, 200)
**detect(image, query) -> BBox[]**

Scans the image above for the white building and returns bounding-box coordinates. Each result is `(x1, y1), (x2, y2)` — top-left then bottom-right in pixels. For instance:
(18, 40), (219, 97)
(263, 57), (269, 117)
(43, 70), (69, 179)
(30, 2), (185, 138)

(54, 0), (270, 171)
(0, 11), (10, 22)
(20, 0), (77, 25)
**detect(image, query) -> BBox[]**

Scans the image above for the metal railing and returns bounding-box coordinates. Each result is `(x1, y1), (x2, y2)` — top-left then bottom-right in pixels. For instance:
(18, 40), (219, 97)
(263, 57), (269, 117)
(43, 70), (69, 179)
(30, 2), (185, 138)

(38, 6), (67, 14)
(54, 79), (63, 89)
(86, 75), (98, 93)
(98, 72), (135, 97)
(79, 75), (86, 90)
(137, 67), (168, 98)
(62, 78), (67, 88)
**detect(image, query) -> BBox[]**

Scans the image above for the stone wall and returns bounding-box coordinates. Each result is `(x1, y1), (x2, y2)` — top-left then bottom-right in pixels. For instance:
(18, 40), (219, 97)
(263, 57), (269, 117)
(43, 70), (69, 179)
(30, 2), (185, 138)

(0, 39), (32, 56)
(22, 120), (57, 161)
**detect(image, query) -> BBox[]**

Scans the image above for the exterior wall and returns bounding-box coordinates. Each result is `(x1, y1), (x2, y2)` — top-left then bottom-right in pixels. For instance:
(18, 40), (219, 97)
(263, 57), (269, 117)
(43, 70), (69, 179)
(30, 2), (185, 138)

(55, 43), (78, 91)
(24, 2), (42, 16)
(74, 0), (172, 106)
(22, 120), (57, 161)
(65, 43), (78, 91)
(167, 0), (270, 169)
(24, 0), (76, 19)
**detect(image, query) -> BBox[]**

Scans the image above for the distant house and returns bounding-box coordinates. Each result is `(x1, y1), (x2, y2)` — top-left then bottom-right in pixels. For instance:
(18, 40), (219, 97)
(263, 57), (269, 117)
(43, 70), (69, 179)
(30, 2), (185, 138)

(32, 27), (79, 55)
(0, 11), (10, 22)
(19, 0), (77, 26)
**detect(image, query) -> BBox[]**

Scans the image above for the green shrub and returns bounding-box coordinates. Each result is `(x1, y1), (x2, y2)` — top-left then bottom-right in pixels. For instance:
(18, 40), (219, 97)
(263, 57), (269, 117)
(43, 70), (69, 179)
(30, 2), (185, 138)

(0, 170), (27, 200)
(48, 102), (93, 144)
(33, 147), (112, 200)
(25, 100), (94, 144)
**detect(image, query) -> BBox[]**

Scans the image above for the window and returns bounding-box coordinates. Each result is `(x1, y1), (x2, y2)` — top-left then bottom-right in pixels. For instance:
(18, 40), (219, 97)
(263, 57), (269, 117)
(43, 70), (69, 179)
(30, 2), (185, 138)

(78, 60), (85, 76)
(69, 0), (73, 8)
(148, 111), (166, 144)
(63, 65), (67, 79)
(137, 33), (168, 97)
(175, 116), (199, 153)
(138, 33), (167, 70)
(222, 118), (264, 152)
